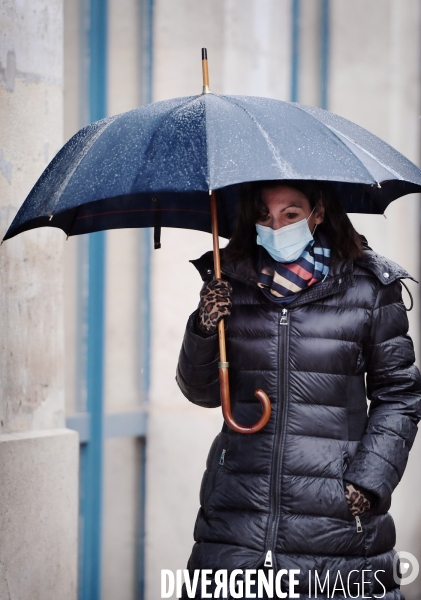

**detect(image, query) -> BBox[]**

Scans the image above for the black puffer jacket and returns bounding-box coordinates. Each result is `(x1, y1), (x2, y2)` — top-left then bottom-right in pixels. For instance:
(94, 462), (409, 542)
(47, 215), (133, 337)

(176, 244), (421, 600)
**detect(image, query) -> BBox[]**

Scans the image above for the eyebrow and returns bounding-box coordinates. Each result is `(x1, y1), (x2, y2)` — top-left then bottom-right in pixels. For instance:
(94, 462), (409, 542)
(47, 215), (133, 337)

(280, 204), (303, 212)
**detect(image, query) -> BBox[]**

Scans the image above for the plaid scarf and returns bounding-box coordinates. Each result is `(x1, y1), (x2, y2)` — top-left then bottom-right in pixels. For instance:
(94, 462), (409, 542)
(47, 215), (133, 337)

(257, 230), (331, 305)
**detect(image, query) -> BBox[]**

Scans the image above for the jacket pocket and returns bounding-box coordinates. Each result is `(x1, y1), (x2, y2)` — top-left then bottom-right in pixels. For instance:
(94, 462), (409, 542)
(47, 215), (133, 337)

(341, 449), (355, 521)
(342, 449), (350, 474)
(200, 432), (229, 512)
(341, 449), (374, 527)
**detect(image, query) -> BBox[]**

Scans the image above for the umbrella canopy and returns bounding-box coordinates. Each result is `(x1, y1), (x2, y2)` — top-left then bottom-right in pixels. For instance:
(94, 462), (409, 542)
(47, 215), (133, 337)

(4, 94), (421, 242)
(5, 59), (421, 436)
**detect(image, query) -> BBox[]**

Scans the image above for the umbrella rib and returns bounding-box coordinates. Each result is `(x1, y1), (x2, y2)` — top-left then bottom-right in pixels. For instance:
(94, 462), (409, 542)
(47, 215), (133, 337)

(44, 116), (118, 217)
(289, 103), (400, 184)
(321, 125), (404, 181)
(130, 95), (207, 194)
(217, 95), (299, 179)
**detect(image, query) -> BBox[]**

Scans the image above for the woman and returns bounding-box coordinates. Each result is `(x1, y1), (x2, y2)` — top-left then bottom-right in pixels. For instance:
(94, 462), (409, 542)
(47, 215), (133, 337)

(176, 180), (421, 599)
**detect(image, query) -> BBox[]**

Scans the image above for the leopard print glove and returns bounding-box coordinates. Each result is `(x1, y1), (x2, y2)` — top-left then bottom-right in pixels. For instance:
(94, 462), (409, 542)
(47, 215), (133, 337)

(198, 279), (233, 334)
(344, 483), (371, 516)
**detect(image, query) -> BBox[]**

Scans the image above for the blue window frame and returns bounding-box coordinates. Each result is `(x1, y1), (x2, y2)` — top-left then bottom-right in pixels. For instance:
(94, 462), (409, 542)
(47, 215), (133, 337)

(290, 0), (330, 108)
(65, 1), (154, 598)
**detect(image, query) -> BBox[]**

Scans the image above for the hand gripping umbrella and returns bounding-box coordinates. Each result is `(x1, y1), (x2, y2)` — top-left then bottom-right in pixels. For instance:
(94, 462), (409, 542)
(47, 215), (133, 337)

(4, 49), (421, 433)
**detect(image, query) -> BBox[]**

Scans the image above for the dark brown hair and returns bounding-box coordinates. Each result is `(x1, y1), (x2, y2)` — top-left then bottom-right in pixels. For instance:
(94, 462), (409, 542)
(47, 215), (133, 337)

(223, 179), (364, 264)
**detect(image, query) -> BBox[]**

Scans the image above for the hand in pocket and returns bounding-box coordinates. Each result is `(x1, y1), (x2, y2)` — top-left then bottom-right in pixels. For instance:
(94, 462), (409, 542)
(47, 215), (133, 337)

(344, 483), (372, 516)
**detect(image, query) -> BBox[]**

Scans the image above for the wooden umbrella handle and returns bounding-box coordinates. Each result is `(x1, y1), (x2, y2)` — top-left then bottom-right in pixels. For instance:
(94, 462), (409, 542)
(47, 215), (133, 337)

(210, 191), (272, 434)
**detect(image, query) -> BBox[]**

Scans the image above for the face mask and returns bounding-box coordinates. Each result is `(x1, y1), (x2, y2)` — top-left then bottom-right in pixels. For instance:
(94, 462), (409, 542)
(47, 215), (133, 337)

(256, 205), (317, 263)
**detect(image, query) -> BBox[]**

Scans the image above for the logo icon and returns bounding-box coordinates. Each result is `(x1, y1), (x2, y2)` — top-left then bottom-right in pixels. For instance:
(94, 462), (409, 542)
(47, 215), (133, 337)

(393, 551), (419, 586)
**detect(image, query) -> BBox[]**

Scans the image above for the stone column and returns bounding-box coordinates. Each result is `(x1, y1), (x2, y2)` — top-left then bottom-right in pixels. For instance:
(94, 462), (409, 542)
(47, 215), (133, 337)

(0, 1), (79, 598)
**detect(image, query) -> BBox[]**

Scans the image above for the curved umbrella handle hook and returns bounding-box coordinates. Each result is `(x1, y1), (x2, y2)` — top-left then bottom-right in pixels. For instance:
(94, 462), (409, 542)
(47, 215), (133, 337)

(219, 345), (272, 434)
(210, 191), (272, 434)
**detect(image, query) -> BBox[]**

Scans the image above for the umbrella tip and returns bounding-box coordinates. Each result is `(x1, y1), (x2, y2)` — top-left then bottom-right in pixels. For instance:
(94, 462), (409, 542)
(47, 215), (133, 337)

(201, 47), (211, 94)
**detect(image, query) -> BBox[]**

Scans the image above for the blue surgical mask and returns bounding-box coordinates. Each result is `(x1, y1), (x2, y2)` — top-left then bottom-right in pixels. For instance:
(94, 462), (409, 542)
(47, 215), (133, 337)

(256, 205), (317, 263)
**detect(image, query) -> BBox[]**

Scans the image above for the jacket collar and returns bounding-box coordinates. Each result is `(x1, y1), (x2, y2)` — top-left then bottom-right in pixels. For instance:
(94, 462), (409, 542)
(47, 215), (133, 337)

(354, 249), (417, 285)
(353, 235), (417, 284)
(190, 240), (417, 309)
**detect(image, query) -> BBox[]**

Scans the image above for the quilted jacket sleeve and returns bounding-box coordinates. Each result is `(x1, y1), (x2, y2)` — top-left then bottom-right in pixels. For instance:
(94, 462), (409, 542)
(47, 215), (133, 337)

(175, 309), (221, 408)
(343, 278), (421, 511)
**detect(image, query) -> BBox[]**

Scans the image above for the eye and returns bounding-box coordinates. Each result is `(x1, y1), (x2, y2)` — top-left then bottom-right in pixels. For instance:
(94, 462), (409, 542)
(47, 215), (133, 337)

(286, 212), (299, 219)
(257, 213), (269, 222)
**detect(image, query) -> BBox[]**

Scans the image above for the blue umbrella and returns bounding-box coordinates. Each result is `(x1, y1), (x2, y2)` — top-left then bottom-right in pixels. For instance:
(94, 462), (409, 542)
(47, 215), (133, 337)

(4, 81), (421, 242)
(4, 49), (421, 433)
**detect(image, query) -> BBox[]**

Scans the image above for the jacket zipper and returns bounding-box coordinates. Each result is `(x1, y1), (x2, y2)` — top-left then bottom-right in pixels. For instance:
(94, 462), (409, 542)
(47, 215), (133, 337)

(264, 550), (273, 567)
(263, 307), (289, 569)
